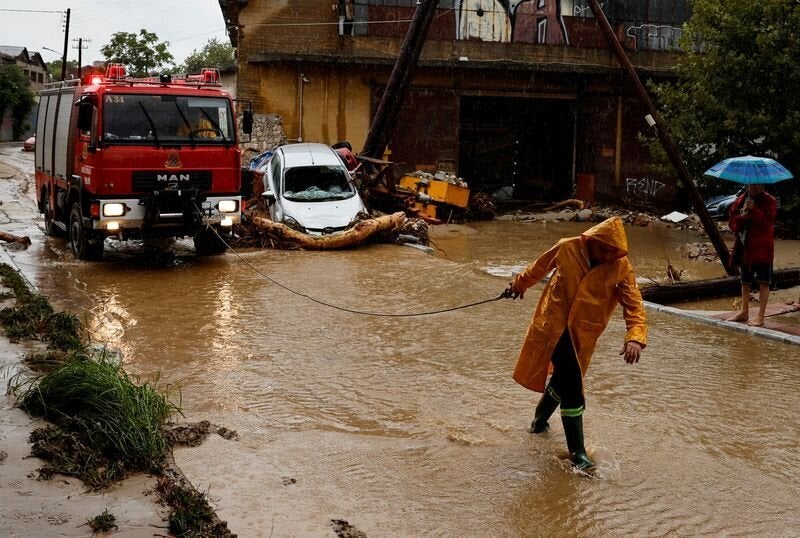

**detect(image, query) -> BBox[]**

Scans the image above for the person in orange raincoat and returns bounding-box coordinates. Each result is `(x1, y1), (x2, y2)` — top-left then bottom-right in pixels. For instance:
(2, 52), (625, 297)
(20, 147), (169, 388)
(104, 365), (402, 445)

(509, 216), (648, 472)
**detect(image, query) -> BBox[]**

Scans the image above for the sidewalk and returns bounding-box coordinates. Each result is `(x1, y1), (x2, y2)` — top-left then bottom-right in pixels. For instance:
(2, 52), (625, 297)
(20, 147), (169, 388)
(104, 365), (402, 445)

(644, 300), (800, 346)
(0, 148), (168, 535)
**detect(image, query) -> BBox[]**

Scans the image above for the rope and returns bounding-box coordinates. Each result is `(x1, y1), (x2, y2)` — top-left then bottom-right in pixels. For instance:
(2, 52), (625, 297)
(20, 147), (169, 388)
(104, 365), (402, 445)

(205, 219), (512, 317)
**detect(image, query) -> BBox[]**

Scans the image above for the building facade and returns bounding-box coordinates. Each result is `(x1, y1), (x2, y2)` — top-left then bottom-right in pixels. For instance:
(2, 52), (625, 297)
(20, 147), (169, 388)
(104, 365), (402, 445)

(220, 0), (691, 206)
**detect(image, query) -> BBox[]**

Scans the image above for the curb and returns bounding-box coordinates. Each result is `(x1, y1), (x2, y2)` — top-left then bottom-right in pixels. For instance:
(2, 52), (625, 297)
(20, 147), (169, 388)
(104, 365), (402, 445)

(644, 300), (800, 346)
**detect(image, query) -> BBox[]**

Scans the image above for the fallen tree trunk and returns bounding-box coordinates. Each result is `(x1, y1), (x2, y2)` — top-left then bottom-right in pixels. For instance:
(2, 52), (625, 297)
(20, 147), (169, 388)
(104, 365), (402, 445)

(641, 267), (800, 304)
(252, 212), (406, 250)
(0, 230), (31, 248)
(543, 199), (585, 211)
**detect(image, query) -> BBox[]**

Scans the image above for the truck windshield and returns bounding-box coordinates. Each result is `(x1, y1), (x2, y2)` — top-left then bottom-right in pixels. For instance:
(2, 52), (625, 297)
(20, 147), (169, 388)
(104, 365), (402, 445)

(102, 94), (233, 144)
(283, 166), (356, 202)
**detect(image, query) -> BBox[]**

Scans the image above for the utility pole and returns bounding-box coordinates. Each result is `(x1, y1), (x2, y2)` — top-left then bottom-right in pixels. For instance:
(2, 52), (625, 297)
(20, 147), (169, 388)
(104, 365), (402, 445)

(586, 0), (735, 275)
(60, 8), (71, 82)
(361, 0), (440, 159)
(72, 37), (90, 79)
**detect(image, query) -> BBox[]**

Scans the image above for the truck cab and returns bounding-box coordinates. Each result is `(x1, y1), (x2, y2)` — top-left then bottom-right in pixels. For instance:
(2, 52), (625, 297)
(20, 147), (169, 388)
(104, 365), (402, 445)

(34, 65), (252, 259)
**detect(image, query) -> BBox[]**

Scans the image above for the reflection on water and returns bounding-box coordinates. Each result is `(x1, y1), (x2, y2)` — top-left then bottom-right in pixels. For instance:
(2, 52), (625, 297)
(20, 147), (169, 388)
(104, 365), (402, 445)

(21, 222), (800, 536)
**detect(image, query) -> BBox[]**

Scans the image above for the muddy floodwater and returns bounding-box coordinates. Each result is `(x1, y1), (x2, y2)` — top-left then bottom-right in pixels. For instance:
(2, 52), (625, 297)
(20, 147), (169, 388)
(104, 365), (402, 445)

(14, 218), (800, 536)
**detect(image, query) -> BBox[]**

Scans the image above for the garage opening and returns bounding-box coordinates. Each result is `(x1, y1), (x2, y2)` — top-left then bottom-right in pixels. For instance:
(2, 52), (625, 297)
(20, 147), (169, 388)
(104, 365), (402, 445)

(458, 96), (575, 201)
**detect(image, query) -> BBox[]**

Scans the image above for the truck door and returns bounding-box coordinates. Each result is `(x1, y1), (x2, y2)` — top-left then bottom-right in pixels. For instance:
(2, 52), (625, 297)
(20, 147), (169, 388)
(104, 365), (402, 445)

(75, 95), (99, 196)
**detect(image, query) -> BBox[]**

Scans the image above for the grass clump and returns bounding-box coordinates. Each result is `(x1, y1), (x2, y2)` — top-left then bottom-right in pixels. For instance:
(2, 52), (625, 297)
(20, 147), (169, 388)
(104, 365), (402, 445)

(0, 264), (84, 351)
(87, 509), (118, 532)
(10, 351), (179, 488)
(156, 474), (234, 537)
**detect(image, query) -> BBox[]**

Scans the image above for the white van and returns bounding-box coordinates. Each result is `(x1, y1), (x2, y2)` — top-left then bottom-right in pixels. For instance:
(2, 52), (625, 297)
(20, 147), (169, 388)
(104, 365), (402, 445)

(262, 143), (367, 235)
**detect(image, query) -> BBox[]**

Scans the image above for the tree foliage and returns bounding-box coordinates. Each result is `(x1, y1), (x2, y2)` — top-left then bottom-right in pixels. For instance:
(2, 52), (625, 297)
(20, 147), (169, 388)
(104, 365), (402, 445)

(651, 0), (800, 232)
(653, 1), (800, 184)
(100, 29), (174, 77)
(180, 38), (235, 74)
(0, 65), (36, 139)
(45, 59), (79, 82)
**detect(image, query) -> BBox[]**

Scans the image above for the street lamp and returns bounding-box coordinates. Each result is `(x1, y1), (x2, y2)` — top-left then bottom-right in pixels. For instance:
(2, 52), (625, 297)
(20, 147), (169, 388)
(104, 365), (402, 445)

(41, 46), (68, 80)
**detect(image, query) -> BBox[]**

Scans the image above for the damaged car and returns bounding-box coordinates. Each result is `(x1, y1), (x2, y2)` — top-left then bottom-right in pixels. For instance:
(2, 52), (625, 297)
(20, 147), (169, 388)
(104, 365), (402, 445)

(261, 143), (367, 235)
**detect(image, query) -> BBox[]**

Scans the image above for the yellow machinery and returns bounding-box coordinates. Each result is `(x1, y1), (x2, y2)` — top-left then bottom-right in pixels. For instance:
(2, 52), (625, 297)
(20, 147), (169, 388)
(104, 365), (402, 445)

(398, 174), (470, 220)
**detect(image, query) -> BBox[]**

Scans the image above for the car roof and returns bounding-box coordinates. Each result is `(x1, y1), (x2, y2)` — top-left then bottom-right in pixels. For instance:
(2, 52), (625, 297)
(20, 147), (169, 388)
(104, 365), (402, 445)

(279, 143), (342, 168)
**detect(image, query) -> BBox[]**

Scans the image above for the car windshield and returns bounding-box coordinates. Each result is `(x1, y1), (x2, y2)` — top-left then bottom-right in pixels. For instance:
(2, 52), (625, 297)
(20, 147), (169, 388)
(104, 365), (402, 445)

(283, 166), (355, 202)
(102, 94), (233, 144)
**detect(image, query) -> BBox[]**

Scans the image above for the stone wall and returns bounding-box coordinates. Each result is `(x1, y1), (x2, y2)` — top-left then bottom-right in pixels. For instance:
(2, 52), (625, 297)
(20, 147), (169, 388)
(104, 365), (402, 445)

(238, 113), (286, 158)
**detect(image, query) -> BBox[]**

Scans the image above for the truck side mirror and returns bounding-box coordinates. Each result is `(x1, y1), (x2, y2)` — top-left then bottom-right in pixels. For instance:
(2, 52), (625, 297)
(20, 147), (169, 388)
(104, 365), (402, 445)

(77, 101), (93, 132)
(243, 110), (253, 135)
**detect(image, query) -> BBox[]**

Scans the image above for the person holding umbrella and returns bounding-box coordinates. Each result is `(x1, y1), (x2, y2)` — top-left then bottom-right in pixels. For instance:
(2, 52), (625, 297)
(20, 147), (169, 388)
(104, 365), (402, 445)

(704, 155), (791, 326)
(727, 183), (777, 326)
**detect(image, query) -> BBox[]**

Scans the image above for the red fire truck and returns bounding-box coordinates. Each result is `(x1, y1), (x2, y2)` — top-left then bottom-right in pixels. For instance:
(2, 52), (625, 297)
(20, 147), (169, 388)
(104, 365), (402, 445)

(34, 65), (252, 259)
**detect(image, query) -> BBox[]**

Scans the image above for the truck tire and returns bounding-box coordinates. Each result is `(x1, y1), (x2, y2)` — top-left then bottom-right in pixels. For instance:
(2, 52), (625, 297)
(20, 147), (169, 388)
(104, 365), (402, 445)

(42, 190), (64, 237)
(193, 227), (228, 256)
(69, 203), (103, 260)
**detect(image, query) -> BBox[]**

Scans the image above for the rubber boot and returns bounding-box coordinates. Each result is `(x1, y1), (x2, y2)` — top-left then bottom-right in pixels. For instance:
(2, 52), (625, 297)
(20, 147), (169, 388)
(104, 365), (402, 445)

(529, 386), (560, 434)
(561, 413), (596, 472)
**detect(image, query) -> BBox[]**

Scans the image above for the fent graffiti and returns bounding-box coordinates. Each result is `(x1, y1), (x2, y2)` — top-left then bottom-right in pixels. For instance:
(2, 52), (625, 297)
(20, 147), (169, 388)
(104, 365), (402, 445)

(626, 177), (666, 198)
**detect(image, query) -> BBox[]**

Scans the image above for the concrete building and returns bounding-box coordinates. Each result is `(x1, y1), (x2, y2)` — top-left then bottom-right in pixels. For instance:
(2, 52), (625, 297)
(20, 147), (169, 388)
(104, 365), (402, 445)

(0, 46), (49, 92)
(219, 0), (690, 207)
(1, 46), (48, 140)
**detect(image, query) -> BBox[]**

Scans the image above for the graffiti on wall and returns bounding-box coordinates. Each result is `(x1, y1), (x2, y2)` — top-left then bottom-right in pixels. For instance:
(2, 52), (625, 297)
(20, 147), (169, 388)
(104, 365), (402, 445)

(456, 0), (570, 44)
(626, 176), (666, 198)
(353, 1), (690, 49)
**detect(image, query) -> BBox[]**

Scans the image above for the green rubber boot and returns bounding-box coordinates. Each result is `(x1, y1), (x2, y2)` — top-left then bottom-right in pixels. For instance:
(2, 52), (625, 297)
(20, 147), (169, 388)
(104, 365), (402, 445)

(529, 386), (560, 434)
(561, 412), (596, 472)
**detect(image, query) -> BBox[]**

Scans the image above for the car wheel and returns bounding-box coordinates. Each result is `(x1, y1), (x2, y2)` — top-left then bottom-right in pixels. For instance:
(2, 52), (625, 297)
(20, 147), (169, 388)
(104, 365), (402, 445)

(193, 227), (228, 256)
(69, 203), (103, 260)
(42, 190), (64, 237)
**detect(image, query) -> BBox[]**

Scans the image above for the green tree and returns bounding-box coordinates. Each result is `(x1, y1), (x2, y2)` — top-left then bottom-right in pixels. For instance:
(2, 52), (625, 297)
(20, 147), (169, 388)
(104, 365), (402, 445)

(653, 1), (800, 185)
(180, 38), (235, 74)
(45, 59), (79, 82)
(100, 29), (174, 77)
(0, 65), (36, 139)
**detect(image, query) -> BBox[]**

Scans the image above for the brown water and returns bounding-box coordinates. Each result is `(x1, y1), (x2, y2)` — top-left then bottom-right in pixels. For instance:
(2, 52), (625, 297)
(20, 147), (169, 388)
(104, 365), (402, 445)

(12, 216), (800, 536)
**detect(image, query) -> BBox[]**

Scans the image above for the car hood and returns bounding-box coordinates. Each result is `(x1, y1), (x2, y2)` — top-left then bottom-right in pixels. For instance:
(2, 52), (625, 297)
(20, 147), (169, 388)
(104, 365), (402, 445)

(281, 195), (365, 230)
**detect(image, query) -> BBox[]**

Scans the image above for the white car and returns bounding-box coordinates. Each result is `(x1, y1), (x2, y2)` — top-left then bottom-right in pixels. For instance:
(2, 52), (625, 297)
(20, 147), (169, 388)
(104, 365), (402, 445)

(262, 143), (366, 235)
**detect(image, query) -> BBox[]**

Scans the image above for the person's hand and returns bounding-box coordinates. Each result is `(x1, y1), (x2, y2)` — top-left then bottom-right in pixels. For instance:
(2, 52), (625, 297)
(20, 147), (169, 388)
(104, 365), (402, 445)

(508, 281), (524, 300)
(619, 341), (642, 364)
(743, 199), (754, 213)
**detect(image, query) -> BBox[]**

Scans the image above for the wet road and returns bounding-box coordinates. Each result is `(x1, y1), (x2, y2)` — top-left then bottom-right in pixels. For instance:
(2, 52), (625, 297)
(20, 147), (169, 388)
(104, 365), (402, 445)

(3, 145), (800, 536)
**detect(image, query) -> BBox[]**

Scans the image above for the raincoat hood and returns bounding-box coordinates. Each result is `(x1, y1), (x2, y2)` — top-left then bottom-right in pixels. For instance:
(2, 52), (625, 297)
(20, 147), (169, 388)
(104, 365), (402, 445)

(580, 217), (628, 257)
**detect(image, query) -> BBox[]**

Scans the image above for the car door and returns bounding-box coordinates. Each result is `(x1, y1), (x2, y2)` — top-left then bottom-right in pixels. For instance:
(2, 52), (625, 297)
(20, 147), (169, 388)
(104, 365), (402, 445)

(267, 151), (283, 222)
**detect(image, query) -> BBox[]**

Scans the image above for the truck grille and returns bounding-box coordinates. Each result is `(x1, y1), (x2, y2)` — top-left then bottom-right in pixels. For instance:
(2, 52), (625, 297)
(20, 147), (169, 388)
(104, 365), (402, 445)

(132, 170), (212, 192)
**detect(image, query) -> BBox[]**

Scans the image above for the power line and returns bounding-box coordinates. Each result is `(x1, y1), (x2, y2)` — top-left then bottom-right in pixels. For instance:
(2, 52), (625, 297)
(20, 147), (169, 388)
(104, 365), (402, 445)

(0, 8), (64, 13)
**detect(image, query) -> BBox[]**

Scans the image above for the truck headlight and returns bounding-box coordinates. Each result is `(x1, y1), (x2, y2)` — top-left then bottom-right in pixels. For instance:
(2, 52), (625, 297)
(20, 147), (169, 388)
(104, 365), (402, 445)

(218, 200), (238, 213)
(103, 203), (125, 217)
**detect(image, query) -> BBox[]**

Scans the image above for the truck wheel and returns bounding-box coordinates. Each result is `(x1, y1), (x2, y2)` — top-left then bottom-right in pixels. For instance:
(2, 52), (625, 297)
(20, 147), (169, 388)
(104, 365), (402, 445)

(69, 203), (103, 260)
(42, 190), (64, 237)
(193, 228), (228, 256)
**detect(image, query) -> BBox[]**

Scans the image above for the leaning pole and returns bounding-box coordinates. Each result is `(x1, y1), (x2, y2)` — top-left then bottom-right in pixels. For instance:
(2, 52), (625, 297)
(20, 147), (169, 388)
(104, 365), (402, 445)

(361, 0), (440, 159)
(587, 0), (736, 275)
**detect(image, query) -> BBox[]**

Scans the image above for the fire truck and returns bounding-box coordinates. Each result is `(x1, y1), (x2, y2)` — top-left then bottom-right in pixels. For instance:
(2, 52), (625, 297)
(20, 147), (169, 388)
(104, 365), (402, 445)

(34, 65), (252, 259)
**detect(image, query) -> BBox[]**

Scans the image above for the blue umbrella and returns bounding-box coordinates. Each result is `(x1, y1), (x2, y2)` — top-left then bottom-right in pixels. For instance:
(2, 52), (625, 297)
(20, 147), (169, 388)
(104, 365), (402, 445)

(703, 155), (794, 184)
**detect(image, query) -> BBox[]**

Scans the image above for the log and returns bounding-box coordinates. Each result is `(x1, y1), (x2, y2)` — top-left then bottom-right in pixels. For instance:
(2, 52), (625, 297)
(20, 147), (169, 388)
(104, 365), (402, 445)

(252, 212), (406, 250)
(641, 267), (800, 304)
(543, 198), (585, 211)
(0, 230), (31, 248)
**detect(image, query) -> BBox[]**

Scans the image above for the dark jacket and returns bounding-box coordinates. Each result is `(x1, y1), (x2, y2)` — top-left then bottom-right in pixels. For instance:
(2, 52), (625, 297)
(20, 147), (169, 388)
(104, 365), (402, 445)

(728, 191), (776, 265)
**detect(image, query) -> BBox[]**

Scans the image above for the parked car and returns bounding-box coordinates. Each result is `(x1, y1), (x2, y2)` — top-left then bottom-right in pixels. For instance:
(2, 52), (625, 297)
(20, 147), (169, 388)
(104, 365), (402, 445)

(705, 187), (744, 220)
(261, 143), (367, 235)
(23, 135), (35, 152)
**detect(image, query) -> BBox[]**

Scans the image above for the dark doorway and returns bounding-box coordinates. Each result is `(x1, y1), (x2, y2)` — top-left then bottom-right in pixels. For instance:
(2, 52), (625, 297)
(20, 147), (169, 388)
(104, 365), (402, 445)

(458, 96), (574, 201)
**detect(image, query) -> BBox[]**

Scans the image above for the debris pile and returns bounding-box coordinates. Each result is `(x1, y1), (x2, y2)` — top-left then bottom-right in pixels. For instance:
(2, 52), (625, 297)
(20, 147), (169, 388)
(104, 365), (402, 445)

(680, 242), (720, 263)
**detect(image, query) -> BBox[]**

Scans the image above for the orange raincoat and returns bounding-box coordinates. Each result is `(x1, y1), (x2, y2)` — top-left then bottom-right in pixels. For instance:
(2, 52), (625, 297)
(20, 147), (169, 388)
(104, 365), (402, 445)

(511, 217), (648, 393)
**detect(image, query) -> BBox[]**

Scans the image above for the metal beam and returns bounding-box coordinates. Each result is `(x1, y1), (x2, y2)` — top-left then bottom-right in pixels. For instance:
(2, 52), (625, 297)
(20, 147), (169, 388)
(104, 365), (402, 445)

(361, 0), (440, 159)
(587, 0), (735, 275)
